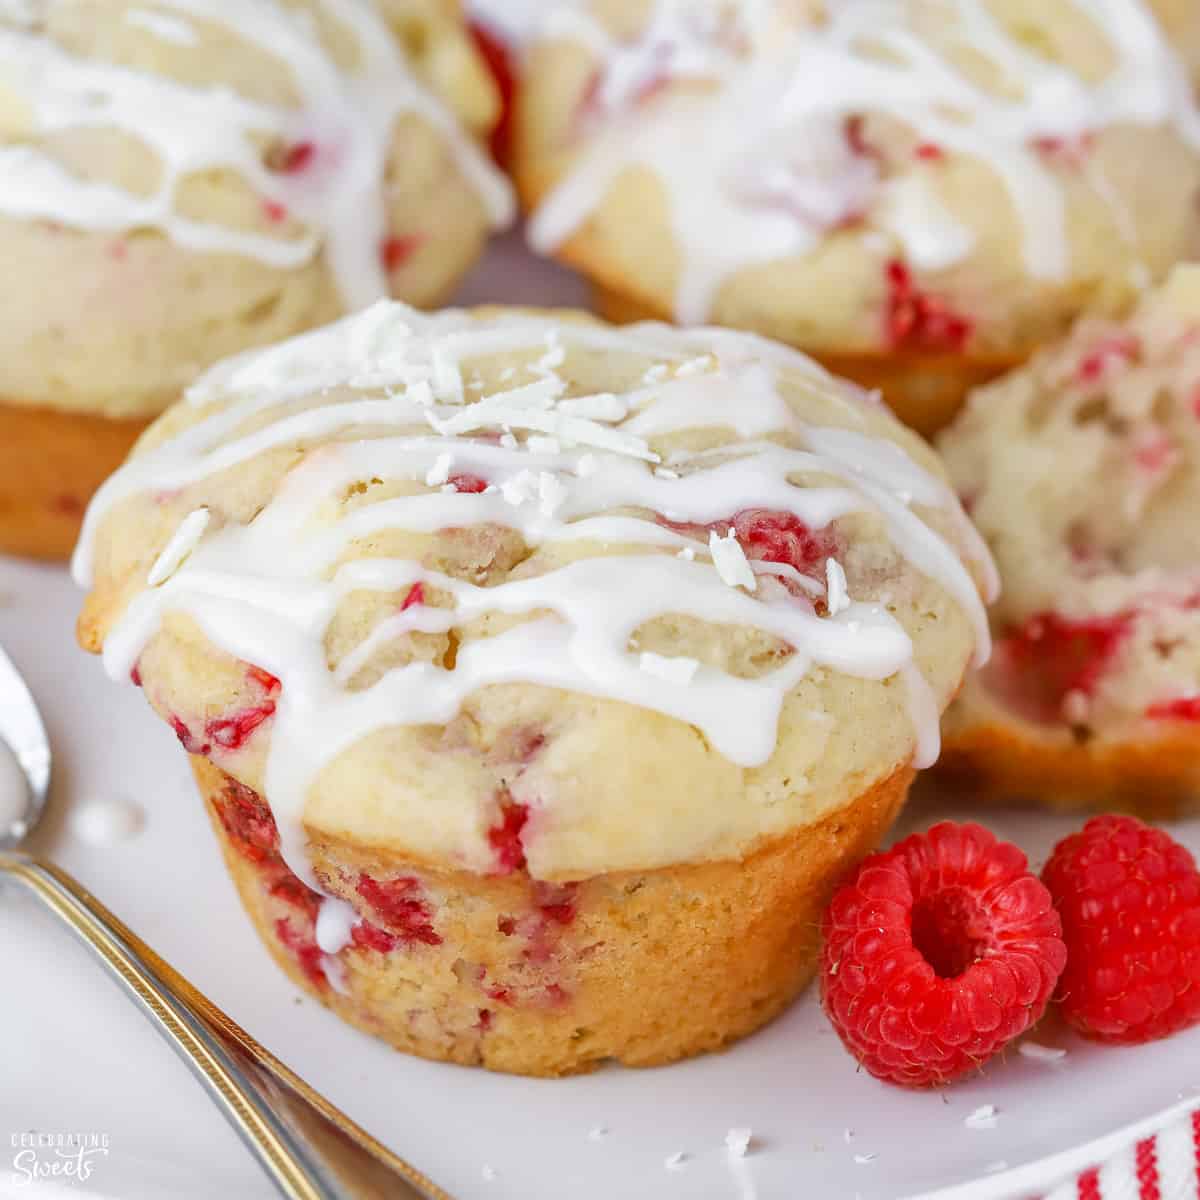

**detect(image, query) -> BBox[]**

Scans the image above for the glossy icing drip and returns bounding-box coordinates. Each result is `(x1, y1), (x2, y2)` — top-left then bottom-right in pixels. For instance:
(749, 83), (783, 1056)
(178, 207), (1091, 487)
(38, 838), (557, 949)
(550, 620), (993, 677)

(76, 303), (993, 883)
(529, 0), (1200, 323)
(0, 0), (513, 308)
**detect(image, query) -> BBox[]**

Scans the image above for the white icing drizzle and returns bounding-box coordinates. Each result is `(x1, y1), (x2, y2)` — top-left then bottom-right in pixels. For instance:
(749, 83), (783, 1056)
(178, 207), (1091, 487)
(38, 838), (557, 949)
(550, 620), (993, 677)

(528, 0), (1200, 323)
(315, 896), (358, 954)
(76, 303), (991, 884)
(124, 9), (198, 45)
(0, 0), (513, 309)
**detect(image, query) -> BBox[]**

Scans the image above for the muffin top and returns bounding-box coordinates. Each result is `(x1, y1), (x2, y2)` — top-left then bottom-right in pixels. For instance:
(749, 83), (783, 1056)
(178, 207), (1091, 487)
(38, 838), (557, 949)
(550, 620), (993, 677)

(517, 0), (1200, 358)
(76, 304), (993, 882)
(939, 265), (1200, 743)
(0, 0), (513, 417)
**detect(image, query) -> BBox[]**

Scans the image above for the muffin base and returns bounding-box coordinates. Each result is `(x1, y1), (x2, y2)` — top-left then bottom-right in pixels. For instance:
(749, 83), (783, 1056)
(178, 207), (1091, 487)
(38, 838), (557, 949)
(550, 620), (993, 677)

(192, 755), (912, 1076)
(0, 401), (148, 561)
(592, 284), (1014, 438)
(933, 721), (1200, 820)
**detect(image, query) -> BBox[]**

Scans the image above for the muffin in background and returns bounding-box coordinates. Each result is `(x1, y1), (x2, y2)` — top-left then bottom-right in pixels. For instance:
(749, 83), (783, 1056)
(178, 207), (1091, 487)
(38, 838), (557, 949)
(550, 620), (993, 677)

(76, 302), (992, 1075)
(0, 0), (512, 559)
(514, 0), (1200, 436)
(937, 265), (1200, 817)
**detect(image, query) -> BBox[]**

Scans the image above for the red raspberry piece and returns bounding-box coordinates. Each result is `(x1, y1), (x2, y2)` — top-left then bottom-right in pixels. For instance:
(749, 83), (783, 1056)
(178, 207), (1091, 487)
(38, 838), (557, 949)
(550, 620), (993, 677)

(821, 821), (1066, 1087)
(400, 582), (425, 611)
(1032, 133), (1095, 168)
(355, 875), (442, 947)
(170, 715), (211, 756)
(914, 142), (944, 161)
(987, 611), (1131, 724)
(732, 509), (839, 580)
(843, 114), (878, 160)
(1073, 333), (1140, 385)
(488, 796), (529, 874)
(213, 779), (279, 863)
(885, 260), (973, 353)
(468, 20), (517, 165)
(272, 140), (315, 174)
(1147, 695), (1200, 722)
(447, 472), (489, 494)
(380, 234), (422, 272)
(274, 916), (327, 988)
(1042, 815), (1200, 1044)
(350, 921), (398, 954)
(206, 703), (275, 750)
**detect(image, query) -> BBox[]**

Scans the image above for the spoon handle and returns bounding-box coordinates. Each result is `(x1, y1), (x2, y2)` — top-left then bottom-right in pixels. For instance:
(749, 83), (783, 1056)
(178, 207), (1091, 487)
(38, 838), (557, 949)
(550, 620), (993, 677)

(1, 851), (451, 1200)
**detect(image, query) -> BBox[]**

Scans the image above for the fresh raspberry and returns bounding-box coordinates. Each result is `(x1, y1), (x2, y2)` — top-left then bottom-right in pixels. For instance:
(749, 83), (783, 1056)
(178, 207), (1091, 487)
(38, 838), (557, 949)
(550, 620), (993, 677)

(1042, 815), (1200, 1044)
(821, 821), (1066, 1087)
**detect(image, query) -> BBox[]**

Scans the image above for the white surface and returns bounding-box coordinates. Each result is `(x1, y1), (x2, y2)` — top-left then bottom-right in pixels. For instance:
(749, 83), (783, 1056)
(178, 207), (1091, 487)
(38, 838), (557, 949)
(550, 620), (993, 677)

(2, 237), (1200, 1200)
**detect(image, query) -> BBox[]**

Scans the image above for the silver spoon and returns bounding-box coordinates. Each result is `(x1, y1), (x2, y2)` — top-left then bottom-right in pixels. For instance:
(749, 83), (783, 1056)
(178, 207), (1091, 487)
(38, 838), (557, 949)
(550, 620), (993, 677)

(0, 642), (449, 1200)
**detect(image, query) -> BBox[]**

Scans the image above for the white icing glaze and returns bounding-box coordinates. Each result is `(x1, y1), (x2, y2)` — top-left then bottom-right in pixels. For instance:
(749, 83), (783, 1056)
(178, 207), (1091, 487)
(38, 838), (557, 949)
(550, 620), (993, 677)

(315, 896), (358, 954)
(76, 302), (991, 885)
(70, 797), (145, 846)
(0, 0), (513, 309)
(529, 0), (1200, 323)
(0, 736), (27, 834)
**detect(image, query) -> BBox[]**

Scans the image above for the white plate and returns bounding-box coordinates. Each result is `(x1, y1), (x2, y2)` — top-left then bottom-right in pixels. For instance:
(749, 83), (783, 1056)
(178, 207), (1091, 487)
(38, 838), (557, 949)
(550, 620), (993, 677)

(3, 238), (1199, 1200)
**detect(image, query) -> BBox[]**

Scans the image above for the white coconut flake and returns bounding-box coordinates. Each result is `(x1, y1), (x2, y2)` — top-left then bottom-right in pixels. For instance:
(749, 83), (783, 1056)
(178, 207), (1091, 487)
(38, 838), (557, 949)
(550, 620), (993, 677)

(678, 545), (696, 561)
(709, 529), (756, 591)
(501, 469), (538, 507)
(147, 507), (210, 586)
(499, 432), (519, 449)
(655, 467), (681, 480)
(425, 452), (453, 487)
(665, 1152), (688, 1171)
(854, 1153), (877, 1165)
(575, 453), (598, 477)
(639, 651), (700, 685)
(528, 435), (561, 454)
(1019, 1042), (1067, 1064)
(825, 558), (850, 615)
(965, 1105), (999, 1130)
(558, 393), (628, 421)
(676, 355), (714, 376)
(725, 1128), (753, 1158)
(537, 471), (569, 517)
(643, 363), (669, 383)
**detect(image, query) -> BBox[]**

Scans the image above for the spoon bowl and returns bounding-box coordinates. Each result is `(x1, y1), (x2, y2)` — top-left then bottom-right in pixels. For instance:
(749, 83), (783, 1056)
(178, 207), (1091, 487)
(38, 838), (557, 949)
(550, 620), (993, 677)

(0, 643), (50, 850)
(0, 638), (444, 1200)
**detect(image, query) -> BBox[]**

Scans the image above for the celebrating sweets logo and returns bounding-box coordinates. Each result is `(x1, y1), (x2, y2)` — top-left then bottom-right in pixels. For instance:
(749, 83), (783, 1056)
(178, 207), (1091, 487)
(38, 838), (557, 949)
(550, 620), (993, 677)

(9, 1131), (110, 1187)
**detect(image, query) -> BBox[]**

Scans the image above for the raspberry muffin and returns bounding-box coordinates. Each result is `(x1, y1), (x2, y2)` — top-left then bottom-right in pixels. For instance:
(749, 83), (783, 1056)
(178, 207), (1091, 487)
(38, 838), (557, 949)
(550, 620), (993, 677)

(936, 266), (1200, 817)
(514, 0), (1200, 436)
(75, 303), (993, 1076)
(0, 0), (513, 560)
